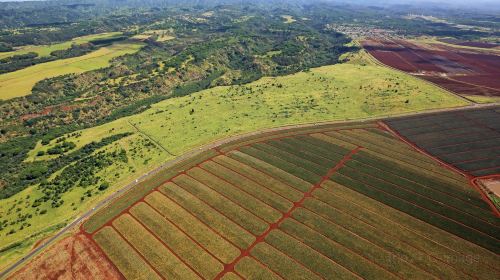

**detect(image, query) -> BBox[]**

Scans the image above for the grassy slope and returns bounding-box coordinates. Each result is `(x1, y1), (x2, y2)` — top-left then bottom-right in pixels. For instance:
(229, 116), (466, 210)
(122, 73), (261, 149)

(0, 51), (468, 268)
(0, 32), (122, 59)
(0, 42), (143, 100)
(0, 134), (168, 269)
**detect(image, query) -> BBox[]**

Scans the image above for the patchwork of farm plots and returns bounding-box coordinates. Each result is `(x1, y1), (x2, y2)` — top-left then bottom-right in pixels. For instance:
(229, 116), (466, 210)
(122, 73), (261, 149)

(385, 106), (500, 177)
(362, 38), (500, 100)
(76, 123), (500, 280)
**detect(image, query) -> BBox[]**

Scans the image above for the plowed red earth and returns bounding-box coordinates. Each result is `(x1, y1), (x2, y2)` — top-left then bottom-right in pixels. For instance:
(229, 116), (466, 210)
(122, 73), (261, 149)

(8, 233), (122, 280)
(362, 38), (500, 98)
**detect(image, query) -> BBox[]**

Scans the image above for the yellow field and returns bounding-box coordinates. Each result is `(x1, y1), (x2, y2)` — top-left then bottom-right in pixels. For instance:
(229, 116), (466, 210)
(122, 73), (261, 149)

(281, 15), (297, 24)
(0, 42), (143, 100)
(0, 32), (122, 59)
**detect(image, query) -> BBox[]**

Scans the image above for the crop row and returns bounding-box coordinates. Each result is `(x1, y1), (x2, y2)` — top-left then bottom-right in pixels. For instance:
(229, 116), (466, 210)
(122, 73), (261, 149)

(330, 171), (500, 253)
(337, 165), (499, 234)
(315, 181), (499, 279)
(84, 149), (218, 233)
(385, 107), (500, 176)
(345, 156), (496, 221)
(320, 132), (466, 184)
(218, 122), (376, 153)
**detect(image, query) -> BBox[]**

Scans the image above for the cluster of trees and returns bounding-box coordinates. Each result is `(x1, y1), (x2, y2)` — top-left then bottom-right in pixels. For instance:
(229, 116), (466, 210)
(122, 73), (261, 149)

(34, 147), (128, 208)
(0, 2), (358, 203)
(0, 38), (131, 74)
(0, 132), (131, 199)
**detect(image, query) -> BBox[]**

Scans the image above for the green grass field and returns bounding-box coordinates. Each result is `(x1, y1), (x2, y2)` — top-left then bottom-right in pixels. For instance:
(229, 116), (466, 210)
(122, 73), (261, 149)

(1, 53), (469, 269)
(30, 56), (468, 158)
(0, 32), (122, 59)
(80, 125), (499, 279)
(0, 42), (143, 100)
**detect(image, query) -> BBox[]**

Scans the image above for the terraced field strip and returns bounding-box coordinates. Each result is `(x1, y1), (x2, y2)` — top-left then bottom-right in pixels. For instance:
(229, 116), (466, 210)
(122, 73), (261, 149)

(214, 146), (362, 279)
(384, 106), (500, 178)
(310, 182), (500, 279)
(218, 122), (377, 153)
(330, 154), (500, 253)
(86, 124), (499, 279)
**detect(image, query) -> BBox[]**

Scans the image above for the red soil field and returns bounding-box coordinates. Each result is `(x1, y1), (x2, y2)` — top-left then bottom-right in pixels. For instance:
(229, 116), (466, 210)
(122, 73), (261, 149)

(362, 38), (500, 98)
(8, 233), (122, 280)
(440, 39), (500, 49)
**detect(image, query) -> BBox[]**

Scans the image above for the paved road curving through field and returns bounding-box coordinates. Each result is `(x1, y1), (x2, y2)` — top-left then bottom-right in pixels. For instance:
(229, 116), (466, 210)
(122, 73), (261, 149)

(1, 101), (499, 279)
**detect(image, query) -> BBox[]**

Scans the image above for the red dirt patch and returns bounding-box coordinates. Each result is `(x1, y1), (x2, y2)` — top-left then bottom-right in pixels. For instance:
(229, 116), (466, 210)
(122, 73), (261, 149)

(478, 177), (500, 197)
(8, 233), (123, 280)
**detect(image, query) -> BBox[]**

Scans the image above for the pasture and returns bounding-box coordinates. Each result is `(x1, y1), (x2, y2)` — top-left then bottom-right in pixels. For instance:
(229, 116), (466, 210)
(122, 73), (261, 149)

(31, 59), (467, 160)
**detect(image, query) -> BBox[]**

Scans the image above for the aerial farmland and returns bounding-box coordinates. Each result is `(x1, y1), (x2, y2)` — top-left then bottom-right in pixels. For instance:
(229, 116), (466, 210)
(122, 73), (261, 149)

(0, 0), (499, 279)
(10, 117), (500, 279)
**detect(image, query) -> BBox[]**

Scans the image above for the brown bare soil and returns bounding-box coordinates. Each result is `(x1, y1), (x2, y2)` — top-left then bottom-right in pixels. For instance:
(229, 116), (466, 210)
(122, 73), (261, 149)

(480, 178), (500, 197)
(362, 38), (500, 98)
(8, 233), (122, 280)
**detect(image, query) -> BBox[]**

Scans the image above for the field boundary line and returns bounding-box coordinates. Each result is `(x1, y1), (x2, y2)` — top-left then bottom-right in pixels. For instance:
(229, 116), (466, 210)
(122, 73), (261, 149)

(126, 213), (206, 279)
(79, 232), (126, 280)
(335, 171), (500, 242)
(198, 163), (287, 215)
(322, 131), (462, 182)
(213, 146), (362, 279)
(142, 199), (226, 265)
(127, 120), (176, 156)
(348, 157), (491, 212)
(316, 185), (500, 273)
(380, 121), (500, 217)
(109, 224), (165, 280)
(379, 121), (471, 177)
(337, 130), (439, 165)
(340, 164), (500, 228)
(303, 197), (477, 278)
